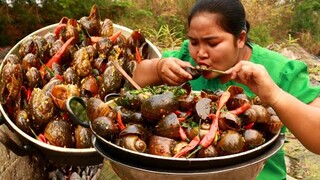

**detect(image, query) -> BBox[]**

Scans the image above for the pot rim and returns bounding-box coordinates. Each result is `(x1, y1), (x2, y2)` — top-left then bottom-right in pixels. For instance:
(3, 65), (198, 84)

(94, 133), (285, 174)
(93, 96), (281, 162)
(0, 23), (161, 153)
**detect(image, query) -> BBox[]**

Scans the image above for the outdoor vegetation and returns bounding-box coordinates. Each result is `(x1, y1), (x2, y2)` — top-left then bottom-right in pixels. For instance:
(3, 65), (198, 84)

(0, 0), (319, 56)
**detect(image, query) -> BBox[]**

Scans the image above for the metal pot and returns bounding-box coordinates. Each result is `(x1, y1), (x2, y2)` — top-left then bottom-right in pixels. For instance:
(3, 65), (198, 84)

(67, 94), (282, 170)
(0, 23), (161, 166)
(93, 133), (285, 180)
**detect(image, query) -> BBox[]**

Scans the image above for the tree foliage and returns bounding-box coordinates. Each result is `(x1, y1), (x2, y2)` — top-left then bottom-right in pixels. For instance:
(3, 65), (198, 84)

(292, 0), (320, 40)
(0, 0), (319, 55)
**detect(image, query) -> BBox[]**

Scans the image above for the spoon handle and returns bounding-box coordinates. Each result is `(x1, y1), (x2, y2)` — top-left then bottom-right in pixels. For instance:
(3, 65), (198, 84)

(111, 60), (142, 90)
(195, 66), (228, 74)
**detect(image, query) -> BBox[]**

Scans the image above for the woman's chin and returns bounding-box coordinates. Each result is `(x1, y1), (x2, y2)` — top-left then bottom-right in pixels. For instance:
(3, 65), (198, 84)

(202, 72), (220, 79)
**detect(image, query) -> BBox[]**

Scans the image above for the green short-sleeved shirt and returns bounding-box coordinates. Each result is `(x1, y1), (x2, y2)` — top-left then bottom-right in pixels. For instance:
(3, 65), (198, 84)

(162, 40), (320, 180)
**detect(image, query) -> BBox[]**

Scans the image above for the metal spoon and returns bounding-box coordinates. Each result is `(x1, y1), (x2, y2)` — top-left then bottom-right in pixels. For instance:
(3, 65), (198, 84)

(195, 65), (228, 74)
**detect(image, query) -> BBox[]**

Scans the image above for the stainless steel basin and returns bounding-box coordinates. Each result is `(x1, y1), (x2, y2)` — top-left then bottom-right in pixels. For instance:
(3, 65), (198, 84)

(93, 133), (285, 180)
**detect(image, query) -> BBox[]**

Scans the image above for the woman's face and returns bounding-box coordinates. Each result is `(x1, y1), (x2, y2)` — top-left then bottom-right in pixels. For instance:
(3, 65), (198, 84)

(187, 12), (246, 79)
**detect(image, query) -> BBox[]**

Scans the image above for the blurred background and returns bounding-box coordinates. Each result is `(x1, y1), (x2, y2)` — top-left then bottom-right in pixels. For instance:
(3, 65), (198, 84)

(0, 0), (319, 56)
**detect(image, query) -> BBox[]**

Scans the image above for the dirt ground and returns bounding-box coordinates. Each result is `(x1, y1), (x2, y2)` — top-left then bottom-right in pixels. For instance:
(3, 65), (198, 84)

(284, 131), (320, 179)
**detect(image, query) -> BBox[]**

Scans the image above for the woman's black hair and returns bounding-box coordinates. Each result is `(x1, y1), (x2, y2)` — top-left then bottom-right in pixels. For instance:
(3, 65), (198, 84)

(188, 0), (250, 42)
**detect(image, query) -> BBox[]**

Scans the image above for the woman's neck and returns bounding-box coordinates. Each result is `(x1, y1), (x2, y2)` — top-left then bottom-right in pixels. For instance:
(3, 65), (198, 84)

(241, 44), (252, 61)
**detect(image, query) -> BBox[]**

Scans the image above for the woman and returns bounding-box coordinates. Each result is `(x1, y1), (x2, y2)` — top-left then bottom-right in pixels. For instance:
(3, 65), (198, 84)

(133, 0), (320, 179)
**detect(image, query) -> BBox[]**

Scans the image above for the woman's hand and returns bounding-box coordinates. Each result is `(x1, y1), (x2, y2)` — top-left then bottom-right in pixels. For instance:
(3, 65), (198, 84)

(157, 58), (193, 85)
(225, 61), (282, 106)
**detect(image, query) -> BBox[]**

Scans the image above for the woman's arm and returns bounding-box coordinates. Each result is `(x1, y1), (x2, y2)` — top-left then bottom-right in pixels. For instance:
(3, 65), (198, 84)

(132, 58), (163, 87)
(271, 91), (320, 154)
(227, 60), (320, 154)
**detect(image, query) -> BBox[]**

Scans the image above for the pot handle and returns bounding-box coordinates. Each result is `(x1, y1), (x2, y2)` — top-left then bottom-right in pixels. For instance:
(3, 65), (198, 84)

(104, 93), (120, 102)
(66, 96), (90, 128)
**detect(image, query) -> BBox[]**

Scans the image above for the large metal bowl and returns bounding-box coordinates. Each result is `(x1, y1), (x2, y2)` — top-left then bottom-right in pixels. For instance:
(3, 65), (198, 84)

(0, 23), (161, 166)
(93, 133), (285, 180)
(92, 119), (281, 170)
(67, 95), (282, 170)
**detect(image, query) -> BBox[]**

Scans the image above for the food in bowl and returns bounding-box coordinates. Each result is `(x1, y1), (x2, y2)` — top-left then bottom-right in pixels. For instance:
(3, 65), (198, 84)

(89, 82), (283, 158)
(0, 4), (155, 149)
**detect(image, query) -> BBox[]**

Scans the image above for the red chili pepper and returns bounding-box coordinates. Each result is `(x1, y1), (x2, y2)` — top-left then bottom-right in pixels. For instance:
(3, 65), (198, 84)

(173, 135), (200, 158)
(174, 110), (182, 116)
(135, 46), (142, 64)
(90, 36), (102, 44)
(179, 127), (189, 141)
(177, 109), (192, 122)
(199, 91), (230, 148)
(174, 91), (231, 157)
(199, 114), (219, 148)
(216, 91), (231, 117)
(90, 30), (122, 44)
(186, 109), (193, 116)
(40, 37), (75, 76)
(54, 23), (67, 37)
(109, 30), (122, 43)
(244, 122), (255, 129)
(54, 74), (64, 81)
(38, 134), (47, 143)
(117, 111), (126, 131)
(229, 103), (251, 115)
(58, 16), (68, 24)
(178, 117), (186, 122)
(26, 88), (33, 102)
(62, 112), (69, 121)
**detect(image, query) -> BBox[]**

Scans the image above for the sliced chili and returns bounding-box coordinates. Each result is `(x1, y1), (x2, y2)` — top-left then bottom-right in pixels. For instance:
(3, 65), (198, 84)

(178, 117), (186, 122)
(135, 46), (142, 64)
(179, 127), (189, 142)
(40, 37), (75, 76)
(199, 91), (230, 148)
(54, 74), (64, 81)
(174, 110), (182, 116)
(54, 23), (67, 37)
(229, 103), (251, 115)
(173, 135), (200, 158)
(199, 114), (218, 148)
(244, 122), (255, 129)
(26, 88), (32, 102)
(38, 134), (47, 143)
(116, 111), (126, 131)
(109, 30), (122, 43)
(90, 30), (122, 44)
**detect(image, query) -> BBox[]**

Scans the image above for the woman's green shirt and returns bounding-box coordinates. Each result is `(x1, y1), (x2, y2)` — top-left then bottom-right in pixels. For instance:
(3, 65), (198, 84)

(162, 40), (320, 180)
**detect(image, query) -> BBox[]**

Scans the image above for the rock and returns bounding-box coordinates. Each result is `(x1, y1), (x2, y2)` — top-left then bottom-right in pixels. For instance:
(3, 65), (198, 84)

(0, 125), (48, 179)
(269, 44), (320, 85)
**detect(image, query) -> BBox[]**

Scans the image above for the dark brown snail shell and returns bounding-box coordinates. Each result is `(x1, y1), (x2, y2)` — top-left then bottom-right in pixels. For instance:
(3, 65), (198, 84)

(243, 129), (265, 148)
(184, 67), (201, 80)
(91, 116), (119, 141)
(197, 144), (219, 158)
(155, 113), (181, 140)
(148, 135), (176, 157)
(226, 93), (250, 110)
(44, 119), (74, 148)
(119, 135), (147, 153)
(219, 112), (242, 131)
(141, 92), (179, 123)
(217, 130), (244, 155)
(74, 125), (92, 148)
